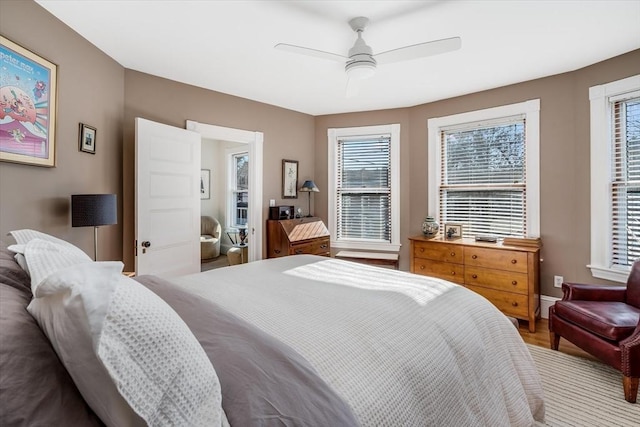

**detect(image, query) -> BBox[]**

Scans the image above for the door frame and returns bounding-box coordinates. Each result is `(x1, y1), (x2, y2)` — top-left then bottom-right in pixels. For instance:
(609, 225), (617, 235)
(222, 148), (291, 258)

(186, 120), (263, 262)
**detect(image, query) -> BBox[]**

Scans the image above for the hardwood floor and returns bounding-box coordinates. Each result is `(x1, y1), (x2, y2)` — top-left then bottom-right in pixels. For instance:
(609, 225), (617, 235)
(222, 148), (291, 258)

(201, 255), (230, 272)
(517, 318), (597, 361)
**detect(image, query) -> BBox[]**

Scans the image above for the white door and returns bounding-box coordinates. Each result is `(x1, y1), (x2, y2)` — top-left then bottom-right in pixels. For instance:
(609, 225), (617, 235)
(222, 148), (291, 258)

(135, 117), (201, 277)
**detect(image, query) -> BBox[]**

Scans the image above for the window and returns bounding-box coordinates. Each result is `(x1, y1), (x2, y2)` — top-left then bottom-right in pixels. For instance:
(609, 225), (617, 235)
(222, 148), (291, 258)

(229, 152), (248, 227)
(589, 75), (640, 282)
(328, 124), (400, 251)
(428, 100), (540, 238)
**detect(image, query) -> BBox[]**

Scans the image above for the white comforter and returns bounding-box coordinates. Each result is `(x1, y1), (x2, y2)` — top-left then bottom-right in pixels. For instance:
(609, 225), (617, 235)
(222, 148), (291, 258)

(171, 255), (545, 426)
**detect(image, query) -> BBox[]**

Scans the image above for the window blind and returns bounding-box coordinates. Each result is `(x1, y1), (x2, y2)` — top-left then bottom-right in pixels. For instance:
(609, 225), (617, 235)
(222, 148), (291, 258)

(611, 96), (640, 267)
(336, 136), (392, 242)
(439, 118), (526, 237)
(232, 153), (248, 226)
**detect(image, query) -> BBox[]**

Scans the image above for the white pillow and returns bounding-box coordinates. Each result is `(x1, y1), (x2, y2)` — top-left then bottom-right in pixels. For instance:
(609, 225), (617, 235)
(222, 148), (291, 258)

(7, 229), (91, 277)
(13, 253), (29, 276)
(8, 229), (90, 255)
(28, 261), (223, 427)
(19, 239), (92, 293)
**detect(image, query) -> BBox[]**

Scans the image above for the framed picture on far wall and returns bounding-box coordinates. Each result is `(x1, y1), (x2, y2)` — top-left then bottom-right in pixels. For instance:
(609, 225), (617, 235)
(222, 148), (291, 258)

(282, 159), (298, 199)
(200, 169), (210, 199)
(79, 123), (97, 154)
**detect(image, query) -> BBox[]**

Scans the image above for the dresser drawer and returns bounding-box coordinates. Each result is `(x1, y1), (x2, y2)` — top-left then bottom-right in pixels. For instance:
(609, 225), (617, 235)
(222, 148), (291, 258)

(413, 242), (463, 264)
(465, 285), (528, 317)
(464, 247), (528, 274)
(289, 238), (330, 256)
(413, 259), (464, 284)
(464, 267), (528, 295)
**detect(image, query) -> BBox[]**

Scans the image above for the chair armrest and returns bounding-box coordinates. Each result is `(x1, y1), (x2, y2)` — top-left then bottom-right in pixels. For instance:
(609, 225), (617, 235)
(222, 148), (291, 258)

(561, 282), (627, 301)
(620, 319), (640, 377)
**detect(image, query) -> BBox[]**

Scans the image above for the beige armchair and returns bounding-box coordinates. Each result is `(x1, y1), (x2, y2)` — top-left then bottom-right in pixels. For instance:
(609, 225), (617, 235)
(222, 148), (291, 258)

(200, 216), (221, 260)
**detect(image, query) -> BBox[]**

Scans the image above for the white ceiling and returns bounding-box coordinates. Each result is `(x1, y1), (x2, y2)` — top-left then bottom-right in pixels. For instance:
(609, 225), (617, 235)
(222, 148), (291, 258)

(35, 0), (640, 116)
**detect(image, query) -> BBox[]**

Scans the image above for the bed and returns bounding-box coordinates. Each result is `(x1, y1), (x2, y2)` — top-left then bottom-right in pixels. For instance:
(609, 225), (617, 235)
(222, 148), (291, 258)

(0, 231), (545, 426)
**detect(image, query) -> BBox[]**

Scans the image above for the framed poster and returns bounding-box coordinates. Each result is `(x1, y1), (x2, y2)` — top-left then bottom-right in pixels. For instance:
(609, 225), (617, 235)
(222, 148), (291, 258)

(200, 169), (210, 199)
(282, 159), (298, 199)
(79, 123), (96, 154)
(0, 36), (58, 167)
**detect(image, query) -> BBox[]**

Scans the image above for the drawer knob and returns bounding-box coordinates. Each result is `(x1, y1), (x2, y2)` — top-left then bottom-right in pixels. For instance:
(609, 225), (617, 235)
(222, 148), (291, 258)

(511, 259), (517, 264)
(320, 244), (327, 249)
(512, 302), (518, 307)
(450, 252), (455, 257)
(512, 280), (518, 285)
(451, 271), (456, 276)
(274, 249), (281, 254)
(472, 274), (477, 279)
(472, 254), (477, 259)
(420, 248), (425, 252)
(295, 249), (303, 254)
(420, 265), (425, 270)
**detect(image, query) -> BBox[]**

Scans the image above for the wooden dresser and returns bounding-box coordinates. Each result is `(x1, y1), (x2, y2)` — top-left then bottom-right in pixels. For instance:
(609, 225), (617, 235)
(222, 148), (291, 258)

(409, 236), (540, 332)
(266, 217), (330, 258)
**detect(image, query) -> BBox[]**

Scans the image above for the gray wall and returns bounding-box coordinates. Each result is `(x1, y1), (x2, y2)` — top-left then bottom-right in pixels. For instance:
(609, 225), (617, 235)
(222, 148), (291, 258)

(0, 0), (124, 261)
(122, 70), (316, 269)
(314, 49), (640, 298)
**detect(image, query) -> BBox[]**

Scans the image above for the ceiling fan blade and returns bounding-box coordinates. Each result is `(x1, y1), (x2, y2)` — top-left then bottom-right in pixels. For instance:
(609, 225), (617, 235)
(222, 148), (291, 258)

(274, 43), (346, 63)
(374, 37), (461, 65)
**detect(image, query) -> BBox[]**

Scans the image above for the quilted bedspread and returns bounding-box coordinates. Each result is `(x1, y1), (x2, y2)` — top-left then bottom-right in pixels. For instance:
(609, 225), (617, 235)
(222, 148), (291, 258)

(171, 255), (545, 426)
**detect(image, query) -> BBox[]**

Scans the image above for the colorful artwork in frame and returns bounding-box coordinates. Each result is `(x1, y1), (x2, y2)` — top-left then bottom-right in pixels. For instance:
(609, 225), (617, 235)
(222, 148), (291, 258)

(0, 36), (58, 167)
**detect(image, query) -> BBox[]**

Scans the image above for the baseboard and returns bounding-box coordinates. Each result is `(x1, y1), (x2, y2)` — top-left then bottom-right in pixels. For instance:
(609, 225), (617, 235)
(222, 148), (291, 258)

(540, 295), (560, 319)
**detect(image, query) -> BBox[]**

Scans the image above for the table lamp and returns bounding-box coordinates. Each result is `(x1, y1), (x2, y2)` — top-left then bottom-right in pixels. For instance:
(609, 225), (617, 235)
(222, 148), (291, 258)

(71, 194), (117, 260)
(299, 180), (319, 217)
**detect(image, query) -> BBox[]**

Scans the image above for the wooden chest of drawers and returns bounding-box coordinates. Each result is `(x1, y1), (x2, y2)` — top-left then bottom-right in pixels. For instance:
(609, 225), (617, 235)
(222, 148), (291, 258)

(267, 217), (330, 258)
(409, 236), (540, 332)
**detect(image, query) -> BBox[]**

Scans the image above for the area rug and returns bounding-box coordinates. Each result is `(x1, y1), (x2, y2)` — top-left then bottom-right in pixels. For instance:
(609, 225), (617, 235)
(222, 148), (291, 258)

(527, 344), (639, 426)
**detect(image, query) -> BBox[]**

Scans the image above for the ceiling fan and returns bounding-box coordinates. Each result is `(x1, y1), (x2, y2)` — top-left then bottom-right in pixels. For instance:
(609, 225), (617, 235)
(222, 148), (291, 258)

(275, 17), (461, 97)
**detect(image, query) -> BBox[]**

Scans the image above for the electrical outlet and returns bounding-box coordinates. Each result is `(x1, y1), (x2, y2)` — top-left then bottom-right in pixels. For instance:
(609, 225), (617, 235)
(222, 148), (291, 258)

(554, 275), (564, 288)
(269, 199), (276, 207)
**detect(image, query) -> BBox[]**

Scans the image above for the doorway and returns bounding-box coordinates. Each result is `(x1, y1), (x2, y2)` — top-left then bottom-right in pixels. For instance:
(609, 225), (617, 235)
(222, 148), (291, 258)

(201, 140), (248, 270)
(186, 121), (264, 264)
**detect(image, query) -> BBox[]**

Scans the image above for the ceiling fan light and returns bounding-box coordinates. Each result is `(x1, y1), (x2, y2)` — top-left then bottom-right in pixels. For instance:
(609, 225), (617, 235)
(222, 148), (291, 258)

(345, 61), (376, 80)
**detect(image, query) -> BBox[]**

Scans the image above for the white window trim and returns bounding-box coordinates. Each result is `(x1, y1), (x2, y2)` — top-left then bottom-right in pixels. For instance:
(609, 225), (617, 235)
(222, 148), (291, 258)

(428, 99), (541, 236)
(328, 124), (401, 251)
(225, 147), (249, 229)
(588, 74), (640, 283)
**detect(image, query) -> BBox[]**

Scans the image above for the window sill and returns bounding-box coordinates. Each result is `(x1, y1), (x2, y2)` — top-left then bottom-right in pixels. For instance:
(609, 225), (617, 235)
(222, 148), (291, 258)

(587, 264), (630, 283)
(331, 240), (401, 252)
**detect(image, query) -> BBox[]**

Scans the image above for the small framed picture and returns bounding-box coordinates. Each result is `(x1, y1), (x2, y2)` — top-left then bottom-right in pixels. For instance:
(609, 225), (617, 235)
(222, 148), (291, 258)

(445, 223), (462, 240)
(282, 159), (298, 199)
(79, 123), (97, 154)
(200, 169), (210, 199)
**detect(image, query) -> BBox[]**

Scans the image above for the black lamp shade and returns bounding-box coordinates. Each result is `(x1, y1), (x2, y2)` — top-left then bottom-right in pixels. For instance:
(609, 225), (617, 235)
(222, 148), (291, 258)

(71, 194), (117, 227)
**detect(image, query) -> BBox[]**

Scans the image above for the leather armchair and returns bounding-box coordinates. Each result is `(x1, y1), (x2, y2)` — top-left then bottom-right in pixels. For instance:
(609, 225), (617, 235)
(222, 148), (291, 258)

(200, 216), (221, 260)
(549, 261), (640, 403)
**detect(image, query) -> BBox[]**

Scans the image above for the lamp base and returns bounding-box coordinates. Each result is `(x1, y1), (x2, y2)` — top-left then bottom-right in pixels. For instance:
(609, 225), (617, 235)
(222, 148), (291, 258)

(93, 226), (99, 261)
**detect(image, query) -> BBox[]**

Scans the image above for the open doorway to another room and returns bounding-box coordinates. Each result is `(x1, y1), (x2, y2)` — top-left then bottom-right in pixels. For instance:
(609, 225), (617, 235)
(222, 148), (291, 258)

(187, 120), (264, 269)
(200, 138), (250, 271)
